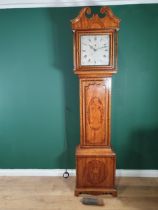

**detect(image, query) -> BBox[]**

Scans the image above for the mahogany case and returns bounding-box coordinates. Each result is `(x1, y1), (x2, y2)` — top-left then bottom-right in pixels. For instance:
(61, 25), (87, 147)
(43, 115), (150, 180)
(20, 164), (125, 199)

(71, 7), (120, 196)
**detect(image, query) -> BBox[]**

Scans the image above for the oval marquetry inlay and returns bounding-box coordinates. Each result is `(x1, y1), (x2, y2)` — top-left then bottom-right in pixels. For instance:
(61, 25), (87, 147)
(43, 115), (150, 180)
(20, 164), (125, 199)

(88, 97), (103, 130)
(86, 160), (107, 185)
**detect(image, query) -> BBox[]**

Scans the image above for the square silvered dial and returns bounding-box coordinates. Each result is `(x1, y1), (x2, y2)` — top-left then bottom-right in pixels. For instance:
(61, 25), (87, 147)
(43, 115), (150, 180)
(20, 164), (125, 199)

(80, 34), (110, 66)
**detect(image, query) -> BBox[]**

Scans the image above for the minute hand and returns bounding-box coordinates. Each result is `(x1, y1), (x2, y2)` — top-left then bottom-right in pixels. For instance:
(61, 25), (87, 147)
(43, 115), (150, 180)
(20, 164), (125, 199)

(97, 46), (106, 50)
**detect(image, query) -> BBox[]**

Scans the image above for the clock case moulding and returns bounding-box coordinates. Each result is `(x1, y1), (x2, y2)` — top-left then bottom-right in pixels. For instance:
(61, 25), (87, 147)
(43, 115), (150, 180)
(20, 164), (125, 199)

(71, 6), (120, 77)
(71, 7), (121, 196)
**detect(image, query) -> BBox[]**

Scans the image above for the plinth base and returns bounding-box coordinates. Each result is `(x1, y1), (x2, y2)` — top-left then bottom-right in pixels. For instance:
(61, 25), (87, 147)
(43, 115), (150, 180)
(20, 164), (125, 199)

(75, 145), (117, 196)
(75, 187), (117, 197)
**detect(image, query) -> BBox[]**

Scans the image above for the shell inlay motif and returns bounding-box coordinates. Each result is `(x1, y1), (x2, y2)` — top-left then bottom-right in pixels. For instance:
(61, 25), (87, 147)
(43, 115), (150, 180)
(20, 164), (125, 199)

(85, 160), (107, 185)
(88, 97), (103, 130)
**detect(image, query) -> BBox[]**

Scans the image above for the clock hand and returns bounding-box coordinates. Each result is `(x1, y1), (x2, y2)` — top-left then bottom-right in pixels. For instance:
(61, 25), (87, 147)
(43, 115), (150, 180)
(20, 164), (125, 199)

(82, 43), (95, 51)
(97, 46), (106, 50)
(89, 44), (95, 50)
(89, 45), (99, 52)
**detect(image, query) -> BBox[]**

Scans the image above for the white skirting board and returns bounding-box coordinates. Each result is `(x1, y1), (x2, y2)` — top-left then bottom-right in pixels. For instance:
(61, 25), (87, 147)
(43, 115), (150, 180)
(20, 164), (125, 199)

(0, 169), (157, 177)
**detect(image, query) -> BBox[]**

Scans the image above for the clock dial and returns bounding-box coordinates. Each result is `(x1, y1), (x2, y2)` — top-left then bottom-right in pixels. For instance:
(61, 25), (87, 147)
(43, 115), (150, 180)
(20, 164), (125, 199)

(80, 34), (110, 66)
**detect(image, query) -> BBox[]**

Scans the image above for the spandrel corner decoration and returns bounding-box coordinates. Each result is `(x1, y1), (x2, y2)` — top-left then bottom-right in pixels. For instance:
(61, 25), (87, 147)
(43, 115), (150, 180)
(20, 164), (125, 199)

(71, 6), (120, 196)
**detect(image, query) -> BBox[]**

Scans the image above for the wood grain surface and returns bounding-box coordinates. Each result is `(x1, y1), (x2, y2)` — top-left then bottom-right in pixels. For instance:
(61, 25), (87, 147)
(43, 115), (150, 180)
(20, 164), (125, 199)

(80, 78), (111, 147)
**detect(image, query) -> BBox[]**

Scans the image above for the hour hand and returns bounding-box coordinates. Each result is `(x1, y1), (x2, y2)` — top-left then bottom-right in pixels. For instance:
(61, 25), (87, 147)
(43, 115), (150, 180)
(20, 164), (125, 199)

(89, 44), (95, 50)
(89, 44), (97, 51)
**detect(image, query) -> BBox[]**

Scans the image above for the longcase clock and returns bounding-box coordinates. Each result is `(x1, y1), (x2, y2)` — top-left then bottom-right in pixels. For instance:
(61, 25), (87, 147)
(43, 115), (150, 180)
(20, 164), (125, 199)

(71, 6), (120, 196)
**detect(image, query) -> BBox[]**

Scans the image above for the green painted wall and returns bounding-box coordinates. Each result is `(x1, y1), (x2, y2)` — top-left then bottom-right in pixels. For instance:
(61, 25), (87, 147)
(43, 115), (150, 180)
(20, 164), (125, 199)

(0, 5), (158, 169)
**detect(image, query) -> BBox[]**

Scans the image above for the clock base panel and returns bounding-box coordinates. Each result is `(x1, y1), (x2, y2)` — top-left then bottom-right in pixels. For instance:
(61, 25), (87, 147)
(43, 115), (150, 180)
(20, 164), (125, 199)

(75, 145), (117, 196)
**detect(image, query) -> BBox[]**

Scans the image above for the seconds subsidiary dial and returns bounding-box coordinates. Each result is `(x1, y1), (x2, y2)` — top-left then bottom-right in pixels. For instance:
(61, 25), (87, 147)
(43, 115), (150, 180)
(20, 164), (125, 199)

(80, 34), (110, 66)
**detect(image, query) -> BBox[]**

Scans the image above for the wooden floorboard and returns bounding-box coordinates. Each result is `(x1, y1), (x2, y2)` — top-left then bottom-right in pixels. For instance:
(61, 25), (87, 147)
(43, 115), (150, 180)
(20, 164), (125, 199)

(0, 176), (157, 210)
